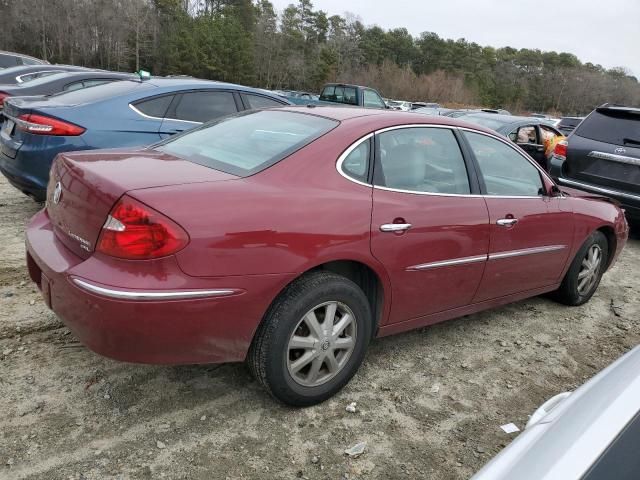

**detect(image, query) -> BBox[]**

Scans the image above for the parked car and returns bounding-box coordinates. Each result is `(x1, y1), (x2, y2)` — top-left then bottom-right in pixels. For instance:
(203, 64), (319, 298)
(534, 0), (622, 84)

(460, 112), (565, 170)
(556, 116), (584, 135)
(413, 107), (454, 116)
(0, 50), (47, 68)
(386, 100), (412, 111)
(0, 78), (290, 200)
(25, 107), (627, 406)
(472, 345), (640, 480)
(0, 64), (90, 85)
(0, 70), (135, 114)
(282, 83), (388, 110)
(278, 90), (318, 104)
(550, 104), (640, 221)
(411, 102), (441, 110)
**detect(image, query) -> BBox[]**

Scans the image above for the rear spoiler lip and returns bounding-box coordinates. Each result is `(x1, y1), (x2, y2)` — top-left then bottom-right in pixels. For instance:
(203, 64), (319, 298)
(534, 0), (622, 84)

(596, 105), (640, 116)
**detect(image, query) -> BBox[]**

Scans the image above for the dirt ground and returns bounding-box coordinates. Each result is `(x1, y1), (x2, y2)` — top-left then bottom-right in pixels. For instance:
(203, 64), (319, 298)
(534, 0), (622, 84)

(1, 175), (639, 480)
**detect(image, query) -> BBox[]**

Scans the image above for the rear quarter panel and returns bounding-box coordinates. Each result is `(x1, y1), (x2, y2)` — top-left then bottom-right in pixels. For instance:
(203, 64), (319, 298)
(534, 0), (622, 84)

(130, 120), (394, 316)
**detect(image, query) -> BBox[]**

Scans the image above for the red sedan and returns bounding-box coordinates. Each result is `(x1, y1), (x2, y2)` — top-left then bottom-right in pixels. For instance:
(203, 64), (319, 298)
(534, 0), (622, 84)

(26, 107), (628, 406)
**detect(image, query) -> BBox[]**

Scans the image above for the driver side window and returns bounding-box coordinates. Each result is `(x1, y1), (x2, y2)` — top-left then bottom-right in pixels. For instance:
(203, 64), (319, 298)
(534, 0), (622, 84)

(464, 131), (543, 196)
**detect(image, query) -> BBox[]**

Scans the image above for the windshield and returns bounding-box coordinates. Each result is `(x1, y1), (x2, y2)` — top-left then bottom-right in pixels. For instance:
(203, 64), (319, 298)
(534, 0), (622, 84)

(156, 110), (338, 177)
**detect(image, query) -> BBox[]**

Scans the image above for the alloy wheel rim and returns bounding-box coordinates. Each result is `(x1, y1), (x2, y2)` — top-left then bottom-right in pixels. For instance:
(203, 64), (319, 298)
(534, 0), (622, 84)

(286, 301), (357, 387)
(577, 244), (603, 296)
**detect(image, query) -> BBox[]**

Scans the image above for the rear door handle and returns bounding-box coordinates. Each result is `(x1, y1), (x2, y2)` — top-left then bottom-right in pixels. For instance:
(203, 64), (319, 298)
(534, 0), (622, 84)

(380, 223), (412, 233)
(497, 218), (518, 227)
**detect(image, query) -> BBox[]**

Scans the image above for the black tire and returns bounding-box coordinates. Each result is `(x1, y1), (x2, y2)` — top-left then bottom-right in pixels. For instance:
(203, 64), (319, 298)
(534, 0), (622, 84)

(247, 271), (372, 407)
(554, 231), (608, 306)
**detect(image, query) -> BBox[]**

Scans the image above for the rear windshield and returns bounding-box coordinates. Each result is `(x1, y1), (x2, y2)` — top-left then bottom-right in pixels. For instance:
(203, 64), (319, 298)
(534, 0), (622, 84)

(575, 109), (640, 146)
(156, 110), (338, 176)
(47, 80), (150, 104)
(320, 85), (358, 105)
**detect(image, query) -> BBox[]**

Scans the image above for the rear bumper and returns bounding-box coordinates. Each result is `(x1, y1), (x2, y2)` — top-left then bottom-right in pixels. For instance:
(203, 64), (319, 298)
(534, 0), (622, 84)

(0, 151), (47, 200)
(0, 131), (89, 201)
(26, 209), (296, 364)
(551, 156), (640, 219)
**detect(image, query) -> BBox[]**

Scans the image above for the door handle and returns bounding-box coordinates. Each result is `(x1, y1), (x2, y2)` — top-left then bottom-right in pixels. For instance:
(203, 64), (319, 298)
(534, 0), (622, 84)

(380, 223), (412, 233)
(497, 218), (519, 227)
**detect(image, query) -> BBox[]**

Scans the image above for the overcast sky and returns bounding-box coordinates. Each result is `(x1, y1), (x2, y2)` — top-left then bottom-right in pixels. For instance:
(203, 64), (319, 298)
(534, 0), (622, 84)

(270, 0), (640, 77)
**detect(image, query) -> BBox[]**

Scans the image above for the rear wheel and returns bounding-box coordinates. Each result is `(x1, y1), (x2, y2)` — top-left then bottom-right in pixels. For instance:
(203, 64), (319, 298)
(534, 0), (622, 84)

(248, 271), (372, 407)
(554, 231), (608, 306)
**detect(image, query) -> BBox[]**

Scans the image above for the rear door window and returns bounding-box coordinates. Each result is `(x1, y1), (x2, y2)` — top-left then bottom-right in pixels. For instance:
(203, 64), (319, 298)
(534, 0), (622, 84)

(63, 81), (85, 92)
(576, 109), (640, 146)
(157, 110), (337, 176)
(173, 91), (238, 123)
(133, 95), (174, 118)
(321, 85), (358, 105)
(242, 94), (286, 109)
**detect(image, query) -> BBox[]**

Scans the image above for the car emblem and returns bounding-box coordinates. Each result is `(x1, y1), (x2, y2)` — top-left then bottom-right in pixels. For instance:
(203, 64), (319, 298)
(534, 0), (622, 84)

(615, 147), (626, 155)
(53, 182), (63, 205)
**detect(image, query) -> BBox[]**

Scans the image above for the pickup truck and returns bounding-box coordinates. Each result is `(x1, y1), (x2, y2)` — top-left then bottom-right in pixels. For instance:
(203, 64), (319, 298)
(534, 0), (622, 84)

(285, 83), (389, 109)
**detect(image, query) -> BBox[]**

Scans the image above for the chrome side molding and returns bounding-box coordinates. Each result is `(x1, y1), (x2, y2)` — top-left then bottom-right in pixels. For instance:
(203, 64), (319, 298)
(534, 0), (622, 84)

(489, 245), (567, 260)
(588, 151), (640, 167)
(407, 245), (567, 271)
(72, 278), (239, 301)
(559, 177), (640, 201)
(408, 254), (487, 271)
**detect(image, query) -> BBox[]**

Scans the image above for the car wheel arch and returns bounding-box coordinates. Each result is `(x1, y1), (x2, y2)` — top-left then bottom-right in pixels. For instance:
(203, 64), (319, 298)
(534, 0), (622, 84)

(246, 257), (391, 352)
(596, 225), (616, 271)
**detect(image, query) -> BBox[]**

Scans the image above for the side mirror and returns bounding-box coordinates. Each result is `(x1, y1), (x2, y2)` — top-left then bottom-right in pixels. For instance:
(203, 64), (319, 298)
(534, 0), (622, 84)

(549, 185), (563, 197)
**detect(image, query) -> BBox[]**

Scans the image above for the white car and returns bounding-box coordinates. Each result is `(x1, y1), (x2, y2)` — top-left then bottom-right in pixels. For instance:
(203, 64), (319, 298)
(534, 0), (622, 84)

(472, 345), (640, 480)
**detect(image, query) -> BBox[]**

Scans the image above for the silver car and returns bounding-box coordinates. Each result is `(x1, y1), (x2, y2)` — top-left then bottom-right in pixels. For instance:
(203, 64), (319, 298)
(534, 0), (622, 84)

(472, 345), (640, 480)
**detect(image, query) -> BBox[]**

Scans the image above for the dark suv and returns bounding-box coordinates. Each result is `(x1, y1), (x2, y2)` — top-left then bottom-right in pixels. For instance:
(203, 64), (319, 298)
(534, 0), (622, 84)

(550, 104), (640, 220)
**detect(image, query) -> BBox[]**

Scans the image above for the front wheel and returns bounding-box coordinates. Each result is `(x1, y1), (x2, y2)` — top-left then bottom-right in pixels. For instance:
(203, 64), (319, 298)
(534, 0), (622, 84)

(247, 272), (372, 407)
(554, 231), (608, 306)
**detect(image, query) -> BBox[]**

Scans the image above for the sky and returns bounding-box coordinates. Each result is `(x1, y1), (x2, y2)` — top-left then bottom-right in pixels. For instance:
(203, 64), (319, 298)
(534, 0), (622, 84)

(269, 0), (640, 78)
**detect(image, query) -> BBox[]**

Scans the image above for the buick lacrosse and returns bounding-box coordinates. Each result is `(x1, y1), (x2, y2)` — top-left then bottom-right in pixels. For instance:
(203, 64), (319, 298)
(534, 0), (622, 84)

(26, 107), (628, 405)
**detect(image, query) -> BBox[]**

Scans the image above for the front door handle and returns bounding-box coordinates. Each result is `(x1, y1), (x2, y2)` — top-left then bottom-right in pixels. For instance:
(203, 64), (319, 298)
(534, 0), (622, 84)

(380, 223), (412, 233)
(497, 218), (519, 227)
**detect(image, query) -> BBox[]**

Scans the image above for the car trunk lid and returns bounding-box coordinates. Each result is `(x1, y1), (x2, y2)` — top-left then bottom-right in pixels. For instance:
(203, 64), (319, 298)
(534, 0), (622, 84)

(46, 148), (237, 258)
(565, 107), (640, 194)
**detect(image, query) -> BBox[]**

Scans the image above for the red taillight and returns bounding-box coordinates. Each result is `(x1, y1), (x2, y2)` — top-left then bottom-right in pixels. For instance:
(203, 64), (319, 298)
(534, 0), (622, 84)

(0, 92), (9, 108)
(554, 140), (568, 159)
(16, 114), (85, 136)
(96, 196), (189, 260)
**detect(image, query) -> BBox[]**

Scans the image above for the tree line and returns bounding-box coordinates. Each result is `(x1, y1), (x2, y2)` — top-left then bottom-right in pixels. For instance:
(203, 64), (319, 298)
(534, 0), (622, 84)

(1, 0), (638, 115)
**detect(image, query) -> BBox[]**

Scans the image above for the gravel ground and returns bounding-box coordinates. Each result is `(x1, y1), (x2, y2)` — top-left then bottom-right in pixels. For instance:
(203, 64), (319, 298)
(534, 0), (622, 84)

(1, 174), (639, 480)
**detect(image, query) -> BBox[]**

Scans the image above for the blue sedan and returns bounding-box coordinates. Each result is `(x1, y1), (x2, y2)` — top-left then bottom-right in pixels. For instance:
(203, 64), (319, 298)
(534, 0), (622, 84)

(0, 77), (290, 200)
